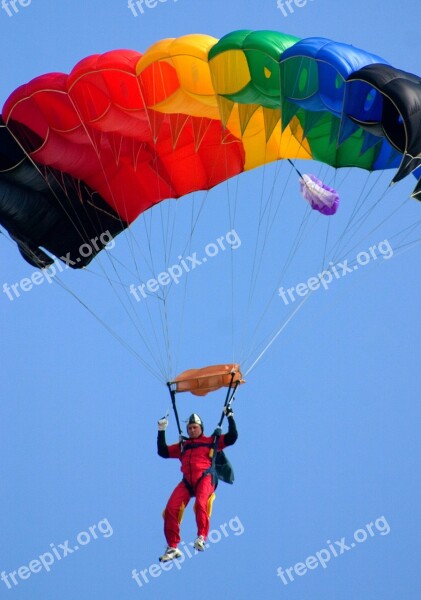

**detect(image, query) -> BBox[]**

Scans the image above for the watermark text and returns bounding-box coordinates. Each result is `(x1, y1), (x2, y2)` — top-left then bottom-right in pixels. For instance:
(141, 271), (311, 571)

(277, 515), (390, 586)
(1, 0), (31, 17)
(277, 0), (315, 17)
(2, 230), (115, 301)
(131, 515), (244, 587)
(128, 0), (178, 17)
(279, 239), (393, 305)
(129, 229), (241, 302)
(1, 518), (113, 589)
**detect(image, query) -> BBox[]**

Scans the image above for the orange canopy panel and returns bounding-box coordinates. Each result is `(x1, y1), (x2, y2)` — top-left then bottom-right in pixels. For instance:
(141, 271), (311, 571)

(172, 364), (244, 396)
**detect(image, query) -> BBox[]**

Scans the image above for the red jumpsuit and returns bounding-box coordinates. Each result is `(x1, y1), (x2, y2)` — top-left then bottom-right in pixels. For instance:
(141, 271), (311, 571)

(158, 417), (237, 548)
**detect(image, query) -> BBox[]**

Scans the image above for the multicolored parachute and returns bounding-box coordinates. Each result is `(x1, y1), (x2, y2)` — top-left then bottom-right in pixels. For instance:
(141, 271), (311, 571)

(1, 29), (420, 268)
(0, 118), (126, 268)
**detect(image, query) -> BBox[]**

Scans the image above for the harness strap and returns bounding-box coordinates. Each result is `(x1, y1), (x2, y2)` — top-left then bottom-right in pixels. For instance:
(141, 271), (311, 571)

(181, 441), (214, 454)
(182, 467), (218, 498)
(182, 477), (196, 497)
(181, 435), (220, 496)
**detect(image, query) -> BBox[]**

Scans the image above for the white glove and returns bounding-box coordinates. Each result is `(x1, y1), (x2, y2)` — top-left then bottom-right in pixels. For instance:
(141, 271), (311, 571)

(158, 417), (168, 431)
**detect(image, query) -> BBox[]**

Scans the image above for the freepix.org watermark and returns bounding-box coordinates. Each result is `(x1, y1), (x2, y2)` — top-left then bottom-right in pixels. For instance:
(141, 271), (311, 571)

(2, 231), (115, 302)
(128, 0), (178, 17)
(277, 515), (390, 586)
(131, 516), (244, 588)
(278, 239), (393, 305)
(129, 229), (241, 302)
(1, 0), (31, 17)
(277, 0), (315, 17)
(0, 518), (113, 590)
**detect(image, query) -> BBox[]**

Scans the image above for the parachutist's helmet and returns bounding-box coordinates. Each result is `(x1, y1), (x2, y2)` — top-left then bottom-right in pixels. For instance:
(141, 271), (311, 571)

(187, 413), (204, 433)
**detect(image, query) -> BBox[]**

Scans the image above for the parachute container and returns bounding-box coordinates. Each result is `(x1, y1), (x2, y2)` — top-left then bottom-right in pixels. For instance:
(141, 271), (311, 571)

(171, 364), (244, 396)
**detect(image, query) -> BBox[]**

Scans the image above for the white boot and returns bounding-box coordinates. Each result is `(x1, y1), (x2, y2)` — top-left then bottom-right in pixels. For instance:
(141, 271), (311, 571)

(194, 535), (206, 551)
(159, 546), (183, 562)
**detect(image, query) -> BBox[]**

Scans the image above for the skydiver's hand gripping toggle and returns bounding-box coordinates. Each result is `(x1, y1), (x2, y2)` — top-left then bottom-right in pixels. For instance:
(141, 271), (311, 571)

(158, 411), (169, 431)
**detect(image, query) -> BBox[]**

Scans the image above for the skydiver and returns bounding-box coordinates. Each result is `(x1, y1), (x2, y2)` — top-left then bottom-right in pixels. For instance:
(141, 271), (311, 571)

(157, 408), (238, 562)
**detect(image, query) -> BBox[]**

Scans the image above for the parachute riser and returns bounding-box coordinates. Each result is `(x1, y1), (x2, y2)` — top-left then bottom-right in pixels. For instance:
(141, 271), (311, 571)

(166, 370), (240, 437)
(217, 372), (240, 428)
(166, 382), (183, 440)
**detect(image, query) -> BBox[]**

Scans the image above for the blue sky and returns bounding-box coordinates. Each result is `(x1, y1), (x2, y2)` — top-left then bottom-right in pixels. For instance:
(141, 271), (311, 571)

(1, 1), (420, 599)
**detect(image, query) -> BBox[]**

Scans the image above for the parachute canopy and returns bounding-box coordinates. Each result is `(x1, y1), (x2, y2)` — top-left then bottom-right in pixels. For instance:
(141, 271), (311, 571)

(0, 118), (126, 268)
(1, 30), (420, 269)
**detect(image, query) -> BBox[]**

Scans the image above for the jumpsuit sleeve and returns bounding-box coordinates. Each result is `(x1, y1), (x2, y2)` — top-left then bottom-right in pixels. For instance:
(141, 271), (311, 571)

(218, 415), (238, 449)
(157, 431), (182, 458)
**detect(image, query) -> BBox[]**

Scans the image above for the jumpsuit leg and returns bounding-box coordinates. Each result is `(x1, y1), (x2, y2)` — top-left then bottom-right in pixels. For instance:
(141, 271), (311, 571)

(193, 475), (216, 541)
(163, 481), (191, 547)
